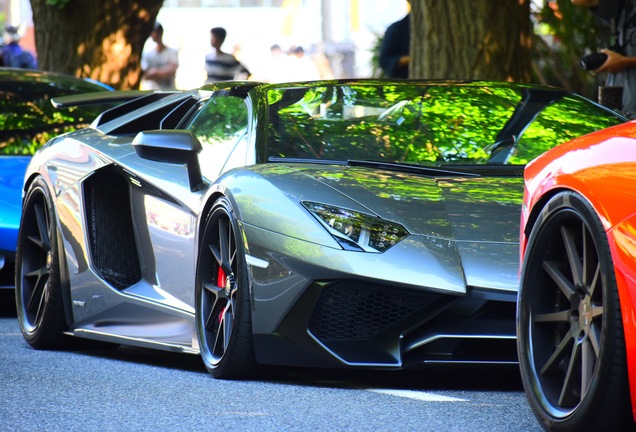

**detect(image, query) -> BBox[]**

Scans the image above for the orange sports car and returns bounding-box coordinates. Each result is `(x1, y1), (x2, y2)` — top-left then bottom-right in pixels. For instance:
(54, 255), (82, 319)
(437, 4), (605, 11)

(518, 120), (636, 431)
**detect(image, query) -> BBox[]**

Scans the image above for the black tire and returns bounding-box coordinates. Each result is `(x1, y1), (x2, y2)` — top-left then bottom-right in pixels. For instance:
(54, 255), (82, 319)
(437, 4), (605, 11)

(15, 177), (69, 349)
(517, 191), (633, 431)
(195, 196), (256, 379)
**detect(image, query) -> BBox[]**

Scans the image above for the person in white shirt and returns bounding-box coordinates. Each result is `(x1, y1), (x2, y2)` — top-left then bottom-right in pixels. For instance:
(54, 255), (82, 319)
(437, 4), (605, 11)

(141, 22), (179, 90)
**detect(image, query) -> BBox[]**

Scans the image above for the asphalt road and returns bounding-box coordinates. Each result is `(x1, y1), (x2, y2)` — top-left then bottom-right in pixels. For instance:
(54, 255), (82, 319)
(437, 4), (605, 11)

(0, 292), (542, 432)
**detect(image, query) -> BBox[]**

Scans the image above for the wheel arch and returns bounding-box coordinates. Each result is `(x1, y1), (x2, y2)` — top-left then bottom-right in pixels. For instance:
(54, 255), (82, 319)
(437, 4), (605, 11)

(523, 187), (570, 242)
(197, 187), (232, 248)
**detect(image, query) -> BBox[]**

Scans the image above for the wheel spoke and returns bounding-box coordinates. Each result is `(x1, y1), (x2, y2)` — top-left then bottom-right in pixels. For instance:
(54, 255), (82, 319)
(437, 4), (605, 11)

(203, 282), (226, 330)
(212, 310), (225, 356)
(211, 218), (232, 275)
(33, 282), (49, 327)
(588, 319), (601, 356)
(590, 305), (603, 320)
(226, 218), (235, 269)
(580, 338), (595, 399)
(535, 309), (569, 323)
(558, 342), (582, 407)
(581, 225), (594, 291)
(30, 203), (51, 252)
(540, 331), (574, 376)
(208, 242), (223, 272)
(212, 302), (233, 356)
(588, 261), (601, 298)
(25, 266), (49, 314)
(543, 260), (576, 298)
(223, 305), (234, 347)
(561, 224), (583, 289)
(218, 218), (228, 266)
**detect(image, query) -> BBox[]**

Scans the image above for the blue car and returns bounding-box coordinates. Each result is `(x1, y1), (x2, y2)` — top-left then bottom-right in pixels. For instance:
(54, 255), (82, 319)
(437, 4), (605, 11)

(0, 68), (114, 289)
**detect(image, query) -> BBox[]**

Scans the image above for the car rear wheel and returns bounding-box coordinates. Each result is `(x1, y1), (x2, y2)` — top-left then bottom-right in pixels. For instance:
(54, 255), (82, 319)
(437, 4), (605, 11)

(195, 196), (256, 379)
(517, 191), (632, 431)
(15, 177), (69, 348)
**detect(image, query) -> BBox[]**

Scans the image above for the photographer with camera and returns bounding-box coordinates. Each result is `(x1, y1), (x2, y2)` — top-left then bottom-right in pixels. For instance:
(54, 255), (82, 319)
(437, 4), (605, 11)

(574, 0), (636, 118)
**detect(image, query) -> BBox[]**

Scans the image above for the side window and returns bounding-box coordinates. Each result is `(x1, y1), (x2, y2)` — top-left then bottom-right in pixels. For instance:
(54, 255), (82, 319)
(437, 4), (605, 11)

(187, 95), (249, 180)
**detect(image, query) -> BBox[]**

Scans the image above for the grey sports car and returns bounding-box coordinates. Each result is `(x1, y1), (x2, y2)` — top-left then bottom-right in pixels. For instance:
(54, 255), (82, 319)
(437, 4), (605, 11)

(15, 79), (625, 379)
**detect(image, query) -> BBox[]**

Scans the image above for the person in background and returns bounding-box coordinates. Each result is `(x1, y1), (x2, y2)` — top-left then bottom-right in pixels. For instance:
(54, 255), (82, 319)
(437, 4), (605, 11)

(573, 0), (636, 117)
(140, 22), (179, 90)
(204, 27), (250, 83)
(286, 46), (321, 81)
(1, 25), (37, 69)
(379, 5), (410, 78)
(252, 44), (290, 83)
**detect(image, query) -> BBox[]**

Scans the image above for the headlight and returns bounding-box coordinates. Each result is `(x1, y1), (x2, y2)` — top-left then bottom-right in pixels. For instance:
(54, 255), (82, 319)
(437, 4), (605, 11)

(302, 201), (409, 253)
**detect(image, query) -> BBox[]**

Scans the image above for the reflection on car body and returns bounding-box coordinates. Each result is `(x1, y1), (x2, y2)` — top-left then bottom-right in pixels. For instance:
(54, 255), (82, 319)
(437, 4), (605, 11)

(15, 79), (626, 380)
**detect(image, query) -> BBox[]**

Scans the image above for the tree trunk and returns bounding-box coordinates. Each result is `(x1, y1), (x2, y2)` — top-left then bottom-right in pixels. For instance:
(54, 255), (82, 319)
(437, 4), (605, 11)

(410, 0), (532, 82)
(29, 0), (163, 89)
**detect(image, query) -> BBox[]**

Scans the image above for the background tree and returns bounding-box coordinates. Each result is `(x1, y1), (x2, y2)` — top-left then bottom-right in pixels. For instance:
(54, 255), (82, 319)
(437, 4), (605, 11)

(409, 0), (532, 82)
(30, 0), (163, 90)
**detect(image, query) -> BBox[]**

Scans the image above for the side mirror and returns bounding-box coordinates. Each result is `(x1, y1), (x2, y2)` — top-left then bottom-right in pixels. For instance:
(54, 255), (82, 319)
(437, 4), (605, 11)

(132, 130), (205, 191)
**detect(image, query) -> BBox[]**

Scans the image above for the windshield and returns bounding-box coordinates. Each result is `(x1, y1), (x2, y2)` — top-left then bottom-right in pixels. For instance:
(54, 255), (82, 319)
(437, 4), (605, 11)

(265, 83), (624, 166)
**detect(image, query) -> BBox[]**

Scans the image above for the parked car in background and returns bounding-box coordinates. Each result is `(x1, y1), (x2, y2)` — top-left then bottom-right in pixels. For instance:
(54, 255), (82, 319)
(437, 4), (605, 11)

(15, 79), (626, 380)
(518, 120), (636, 431)
(0, 68), (114, 289)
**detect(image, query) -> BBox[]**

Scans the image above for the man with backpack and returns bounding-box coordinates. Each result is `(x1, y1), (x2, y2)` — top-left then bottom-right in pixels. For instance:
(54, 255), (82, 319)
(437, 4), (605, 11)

(1, 26), (37, 69)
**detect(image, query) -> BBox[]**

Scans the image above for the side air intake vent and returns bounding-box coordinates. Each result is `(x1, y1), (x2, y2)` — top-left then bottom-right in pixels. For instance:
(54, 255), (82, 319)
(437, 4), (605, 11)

(84, 168), (141, 289)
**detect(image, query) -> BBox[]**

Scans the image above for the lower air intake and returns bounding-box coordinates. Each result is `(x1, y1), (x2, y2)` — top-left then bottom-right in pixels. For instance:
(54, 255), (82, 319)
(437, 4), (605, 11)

(309, 281), (441, 343)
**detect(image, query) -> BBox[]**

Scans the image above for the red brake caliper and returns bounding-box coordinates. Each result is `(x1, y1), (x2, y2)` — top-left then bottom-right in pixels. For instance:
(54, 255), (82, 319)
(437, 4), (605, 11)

(217, 266), (226, 324)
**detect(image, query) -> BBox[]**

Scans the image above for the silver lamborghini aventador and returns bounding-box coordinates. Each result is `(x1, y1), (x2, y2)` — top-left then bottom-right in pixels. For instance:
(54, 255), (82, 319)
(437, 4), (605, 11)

(15, 79), (625, 378)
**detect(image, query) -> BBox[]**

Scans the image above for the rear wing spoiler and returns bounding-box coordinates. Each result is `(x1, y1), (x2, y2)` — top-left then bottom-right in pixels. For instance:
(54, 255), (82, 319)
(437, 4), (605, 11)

(52, 90), (182, 129)
(50, 90), (159, 108)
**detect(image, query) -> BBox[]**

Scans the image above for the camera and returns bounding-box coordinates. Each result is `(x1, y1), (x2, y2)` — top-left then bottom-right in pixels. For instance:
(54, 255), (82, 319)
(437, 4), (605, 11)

(580, 52), (608, 70)
(580, 44), (626, 71)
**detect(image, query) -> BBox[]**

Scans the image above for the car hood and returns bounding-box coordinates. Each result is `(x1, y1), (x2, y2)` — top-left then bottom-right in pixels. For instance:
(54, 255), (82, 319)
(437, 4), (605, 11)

(290, 164), (523, 244)
(0, 156), (30, 251)
(227, 163), (523, 293)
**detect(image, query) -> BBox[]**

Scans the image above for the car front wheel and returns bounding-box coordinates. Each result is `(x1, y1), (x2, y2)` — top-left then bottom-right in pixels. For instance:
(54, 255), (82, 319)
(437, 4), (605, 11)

(517, 191), (632, 431)
(195, 196), (255, 379)
(15, 177), (68, 348)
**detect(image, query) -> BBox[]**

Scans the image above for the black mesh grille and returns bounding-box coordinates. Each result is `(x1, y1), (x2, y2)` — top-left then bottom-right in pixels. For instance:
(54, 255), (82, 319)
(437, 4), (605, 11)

(85, 170), (141, 289)
(309, 282), (440, 342)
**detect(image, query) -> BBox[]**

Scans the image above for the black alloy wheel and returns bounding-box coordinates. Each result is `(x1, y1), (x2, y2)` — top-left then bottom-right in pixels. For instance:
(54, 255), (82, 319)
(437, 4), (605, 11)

(195, 196), (255, 379)
(15, 177), (68, 348)
(517, 191), (632, 431)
